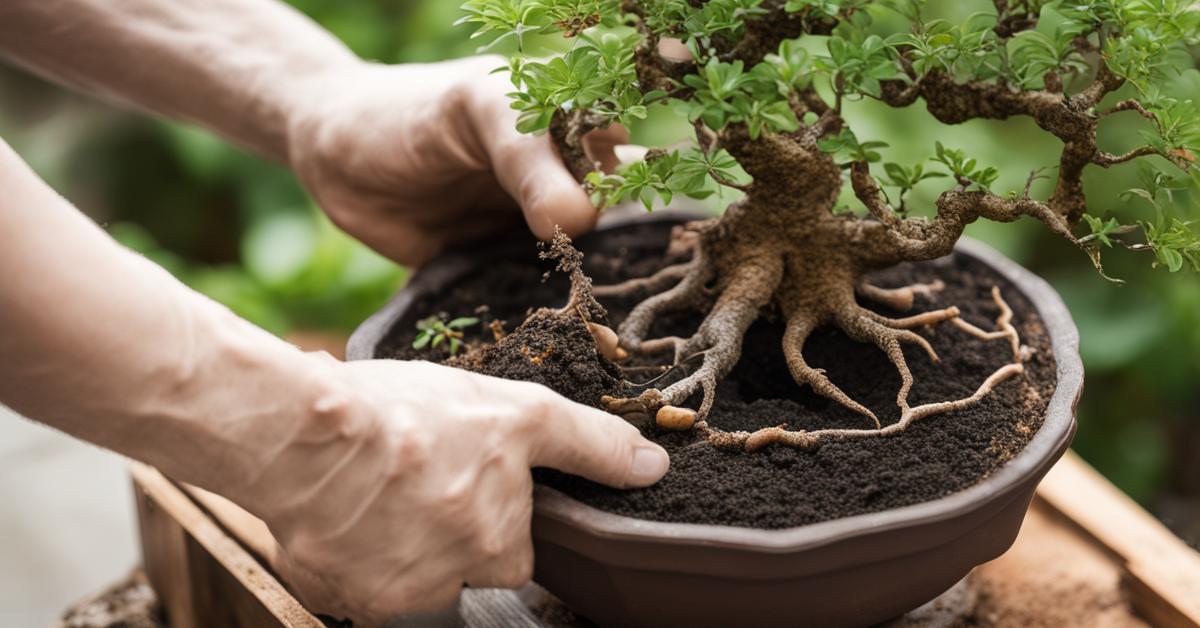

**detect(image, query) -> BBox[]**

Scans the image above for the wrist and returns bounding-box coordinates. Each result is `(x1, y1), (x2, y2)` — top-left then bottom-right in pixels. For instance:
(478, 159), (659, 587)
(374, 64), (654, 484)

(214, 349), (393, 536)
(280, 58), (373, 169)
(136, 292), (368, 506)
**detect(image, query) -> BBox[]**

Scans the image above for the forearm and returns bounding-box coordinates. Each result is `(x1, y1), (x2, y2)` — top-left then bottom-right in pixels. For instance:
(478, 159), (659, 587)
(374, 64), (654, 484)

(0, 0), (358, 161)
(0, 140), (354, 498)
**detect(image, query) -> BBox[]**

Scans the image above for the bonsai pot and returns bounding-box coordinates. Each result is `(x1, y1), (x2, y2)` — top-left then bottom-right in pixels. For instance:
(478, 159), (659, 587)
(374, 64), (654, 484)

(347, 211), (1082, 628)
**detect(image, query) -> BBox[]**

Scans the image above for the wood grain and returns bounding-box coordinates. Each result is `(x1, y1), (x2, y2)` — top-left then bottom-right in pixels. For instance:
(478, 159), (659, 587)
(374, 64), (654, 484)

(1038, 451), (1200, 628)
(131, 463), (323, 628)
(134, 450), (1200, 628)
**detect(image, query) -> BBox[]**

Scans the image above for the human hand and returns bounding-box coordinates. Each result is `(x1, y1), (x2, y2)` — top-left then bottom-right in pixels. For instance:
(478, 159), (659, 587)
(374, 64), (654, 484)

(287, 56), (626, 267)
(243, 358), (667, 627)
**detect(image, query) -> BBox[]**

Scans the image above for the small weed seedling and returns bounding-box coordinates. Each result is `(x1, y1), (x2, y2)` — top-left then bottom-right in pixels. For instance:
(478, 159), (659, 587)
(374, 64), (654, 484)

(413, 315), (479, 356)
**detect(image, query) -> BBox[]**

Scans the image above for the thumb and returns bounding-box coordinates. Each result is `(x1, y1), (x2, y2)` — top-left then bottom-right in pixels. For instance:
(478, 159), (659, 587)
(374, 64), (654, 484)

(492, 132), (599, 241)
(527, 391), (669, 488)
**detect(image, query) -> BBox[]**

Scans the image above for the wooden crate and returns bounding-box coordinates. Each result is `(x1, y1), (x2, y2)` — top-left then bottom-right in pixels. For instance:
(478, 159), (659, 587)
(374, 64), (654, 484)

(130, 451), (1200, 628)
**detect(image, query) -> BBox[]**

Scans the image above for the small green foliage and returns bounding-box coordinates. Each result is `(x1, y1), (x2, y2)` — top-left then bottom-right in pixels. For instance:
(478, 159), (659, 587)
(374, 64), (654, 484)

(931, 142), (1000, 191)
(1082, 213), (1135, 248)
(818, 128), (888, 162)
(755, 40), (816, 97)
(679, 58), (800, 138)
(818, 33), (903, 99)
(1120, 168), (1200, 273)
(881, 161), (947, 212)
(1138, 93), (1200, 164)
(505, 29), (644, 133)
(891, 12), (1003, 81)
(413, 315), (480, 355)
(458, 0), (1198, 278)
(587, 147), (747, 210)
(1007, 25), (1090, 88)
(1143, 217), (1200, 272)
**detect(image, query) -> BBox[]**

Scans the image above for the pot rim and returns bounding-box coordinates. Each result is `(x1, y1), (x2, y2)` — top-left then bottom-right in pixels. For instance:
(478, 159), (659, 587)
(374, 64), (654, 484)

(349, 210), (1082, 556)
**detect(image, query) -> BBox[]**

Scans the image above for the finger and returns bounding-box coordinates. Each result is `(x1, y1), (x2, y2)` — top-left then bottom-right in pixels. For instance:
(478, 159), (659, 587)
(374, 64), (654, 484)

(494, 133), (599, 241)
(465, 538), (535, 590)
(523, 387), (669, 488)
(583, 124), (630, 173)
(468, 74), (599, 241)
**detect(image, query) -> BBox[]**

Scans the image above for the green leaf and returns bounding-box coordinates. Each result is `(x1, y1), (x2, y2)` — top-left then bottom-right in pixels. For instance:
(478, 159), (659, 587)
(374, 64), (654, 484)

(448, 317), (480, 329)
(1158, 247), (1184, 272)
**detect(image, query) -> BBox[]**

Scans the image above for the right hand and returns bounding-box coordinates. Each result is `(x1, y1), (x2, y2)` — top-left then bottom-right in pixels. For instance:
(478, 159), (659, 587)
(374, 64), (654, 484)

(246, 359), (669, 627)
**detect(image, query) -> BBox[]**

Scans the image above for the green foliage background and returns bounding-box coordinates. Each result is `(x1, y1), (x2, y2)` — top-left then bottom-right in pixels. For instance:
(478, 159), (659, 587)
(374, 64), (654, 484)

(0, 0), (1195, 540)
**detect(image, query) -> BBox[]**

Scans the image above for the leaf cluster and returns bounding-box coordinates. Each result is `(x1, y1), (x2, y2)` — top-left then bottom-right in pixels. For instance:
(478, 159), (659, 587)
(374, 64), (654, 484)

(413, 315), (480, 355)
(678, 57), (802, 138)
(586, 147), (747, 210)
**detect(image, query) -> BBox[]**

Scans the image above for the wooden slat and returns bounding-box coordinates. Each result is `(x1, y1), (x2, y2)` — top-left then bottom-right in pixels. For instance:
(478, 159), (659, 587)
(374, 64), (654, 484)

(135, 449), (1200, 628)
(183, 485), (278, 564)
(1037, 450), (1200, 627)
(131, 463), (323, 628)
(136, 479), (199, 628)
(183, 483), (544, 627)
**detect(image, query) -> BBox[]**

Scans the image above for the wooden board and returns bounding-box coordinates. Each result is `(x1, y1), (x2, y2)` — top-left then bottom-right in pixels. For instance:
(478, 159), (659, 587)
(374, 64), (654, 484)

(132, 463), (323, 628)
(133, 452), (1200, 628)
(1038, 451), (1200, 627)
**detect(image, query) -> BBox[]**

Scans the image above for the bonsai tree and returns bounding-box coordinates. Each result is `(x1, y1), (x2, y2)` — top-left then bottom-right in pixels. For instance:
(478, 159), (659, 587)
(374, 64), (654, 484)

(457, 0), (1200, 450)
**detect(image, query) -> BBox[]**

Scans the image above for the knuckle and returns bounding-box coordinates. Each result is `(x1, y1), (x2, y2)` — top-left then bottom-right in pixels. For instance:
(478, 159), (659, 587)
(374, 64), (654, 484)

(511, 548), (535, 585)
(474, 530), (508, 560)
(439, 480), (474, 514)
(385, 419), (434, 477)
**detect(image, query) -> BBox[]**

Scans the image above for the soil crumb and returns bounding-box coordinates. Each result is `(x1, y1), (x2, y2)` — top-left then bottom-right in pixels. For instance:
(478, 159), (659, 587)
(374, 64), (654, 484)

(376, 220), (1056, 529)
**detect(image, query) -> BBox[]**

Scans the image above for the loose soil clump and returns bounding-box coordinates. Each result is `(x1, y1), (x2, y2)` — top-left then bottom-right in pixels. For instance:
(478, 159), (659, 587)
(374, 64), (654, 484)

(376, 220), (1055, 529)
(468, 307), (623, 407)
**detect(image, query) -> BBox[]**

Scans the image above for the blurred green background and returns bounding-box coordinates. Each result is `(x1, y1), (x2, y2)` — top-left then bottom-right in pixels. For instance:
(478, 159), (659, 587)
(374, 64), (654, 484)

(0, 0), (1195, 543)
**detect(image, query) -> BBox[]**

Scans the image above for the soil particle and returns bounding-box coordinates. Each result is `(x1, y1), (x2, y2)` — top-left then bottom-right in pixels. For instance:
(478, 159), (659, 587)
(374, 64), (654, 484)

(375, 221), (1056, 529)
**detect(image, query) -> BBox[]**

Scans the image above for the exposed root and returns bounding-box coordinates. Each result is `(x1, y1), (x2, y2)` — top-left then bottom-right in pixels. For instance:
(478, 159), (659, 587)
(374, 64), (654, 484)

(857, 279), (945, 312)
(593, 261), (693, 298)
(783, 315), (879, 426)
(541, 228), (605, 323)
(698, 287), (1026, 452)
(951, 286), (1021, 362)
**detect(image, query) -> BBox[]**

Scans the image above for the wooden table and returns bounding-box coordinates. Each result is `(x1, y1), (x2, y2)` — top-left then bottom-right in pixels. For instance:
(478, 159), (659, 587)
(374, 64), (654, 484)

(129, 450), (1200, 628)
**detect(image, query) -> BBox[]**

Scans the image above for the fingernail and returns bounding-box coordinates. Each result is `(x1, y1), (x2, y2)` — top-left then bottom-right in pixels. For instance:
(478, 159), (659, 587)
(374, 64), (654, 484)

(630, 445), (670, 485)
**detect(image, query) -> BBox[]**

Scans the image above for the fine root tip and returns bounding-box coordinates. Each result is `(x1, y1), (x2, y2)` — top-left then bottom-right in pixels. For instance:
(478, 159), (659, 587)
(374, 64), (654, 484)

(587, 322), (624, 361)
(947, 305), (961, 317)
(656, 405), (697, 431)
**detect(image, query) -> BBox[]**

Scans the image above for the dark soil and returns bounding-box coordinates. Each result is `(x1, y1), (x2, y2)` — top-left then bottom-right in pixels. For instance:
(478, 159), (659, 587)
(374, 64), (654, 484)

(376, 218), (1056, 529)
(463, 307), (623, 407)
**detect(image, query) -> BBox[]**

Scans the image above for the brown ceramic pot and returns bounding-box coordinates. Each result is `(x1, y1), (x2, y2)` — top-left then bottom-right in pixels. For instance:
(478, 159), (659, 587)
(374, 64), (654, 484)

(347, 212), (1082, 628)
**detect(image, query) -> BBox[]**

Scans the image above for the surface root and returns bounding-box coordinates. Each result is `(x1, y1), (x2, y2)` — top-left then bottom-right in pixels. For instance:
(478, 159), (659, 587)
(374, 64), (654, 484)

(699, 286), (1026, 452)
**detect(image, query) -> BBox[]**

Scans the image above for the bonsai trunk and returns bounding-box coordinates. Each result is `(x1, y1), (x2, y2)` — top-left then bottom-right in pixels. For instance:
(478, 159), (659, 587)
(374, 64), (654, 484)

(596, 130), (1025, 451)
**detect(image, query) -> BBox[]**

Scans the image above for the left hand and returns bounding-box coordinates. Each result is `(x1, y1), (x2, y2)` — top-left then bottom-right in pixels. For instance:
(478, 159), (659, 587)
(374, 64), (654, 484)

(287, 56), (626, 267)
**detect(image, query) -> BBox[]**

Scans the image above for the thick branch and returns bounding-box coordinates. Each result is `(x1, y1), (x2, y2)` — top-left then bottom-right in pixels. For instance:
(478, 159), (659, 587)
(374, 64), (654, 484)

(861, 189), (1077, 265)
(549, 109), (608, 182)
(849, 161), (909, 232)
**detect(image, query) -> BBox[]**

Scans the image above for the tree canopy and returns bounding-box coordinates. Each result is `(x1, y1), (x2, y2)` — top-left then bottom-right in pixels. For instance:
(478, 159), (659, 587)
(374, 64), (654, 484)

(458, 0), (1200, 276)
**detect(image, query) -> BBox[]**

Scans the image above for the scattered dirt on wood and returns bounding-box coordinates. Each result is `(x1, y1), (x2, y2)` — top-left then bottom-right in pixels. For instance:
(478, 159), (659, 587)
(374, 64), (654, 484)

(375, 220), (1056, 529)
(58, 569), (162, 628)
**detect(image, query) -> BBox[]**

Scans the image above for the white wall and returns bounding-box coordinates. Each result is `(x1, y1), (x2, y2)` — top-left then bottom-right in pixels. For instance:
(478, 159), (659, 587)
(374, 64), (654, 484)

(0, 405), (138, 627)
